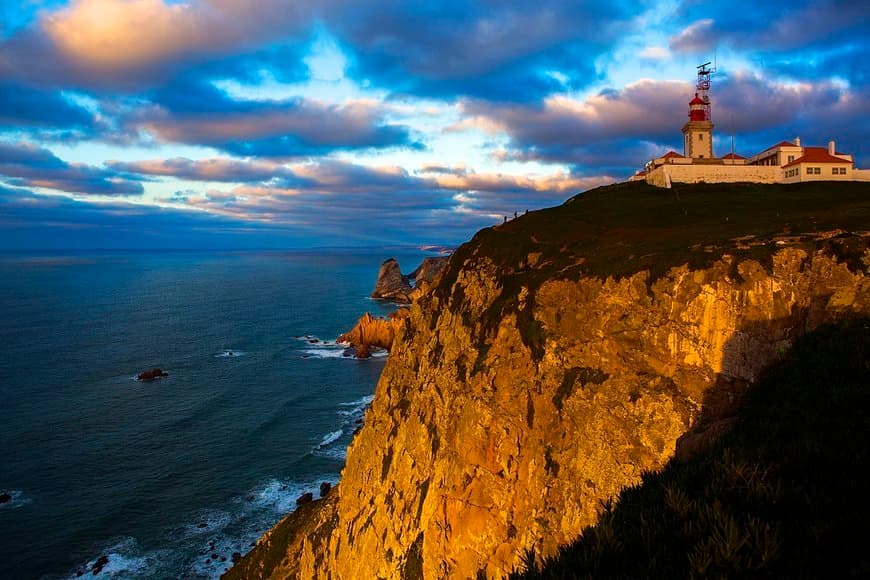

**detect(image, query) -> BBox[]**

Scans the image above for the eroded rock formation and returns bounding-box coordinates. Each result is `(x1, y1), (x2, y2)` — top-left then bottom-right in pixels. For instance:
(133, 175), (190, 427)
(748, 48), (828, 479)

(338, 310), (410, 358)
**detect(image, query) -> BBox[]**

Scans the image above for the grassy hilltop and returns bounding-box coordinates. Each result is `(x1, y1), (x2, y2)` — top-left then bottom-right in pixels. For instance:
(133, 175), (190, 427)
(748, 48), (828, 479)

(435, 180), (869, 358)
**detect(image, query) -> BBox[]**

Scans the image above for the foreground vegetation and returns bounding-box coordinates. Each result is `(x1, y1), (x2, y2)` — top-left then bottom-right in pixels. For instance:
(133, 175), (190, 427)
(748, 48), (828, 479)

(513, 318), (870, 578)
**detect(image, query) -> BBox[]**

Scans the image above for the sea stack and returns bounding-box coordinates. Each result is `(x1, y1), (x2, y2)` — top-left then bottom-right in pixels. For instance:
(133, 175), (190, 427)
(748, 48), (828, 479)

(371, 258), (413, 302)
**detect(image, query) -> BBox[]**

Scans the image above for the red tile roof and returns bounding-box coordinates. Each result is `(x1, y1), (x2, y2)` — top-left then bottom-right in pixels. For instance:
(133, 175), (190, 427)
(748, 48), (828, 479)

(759, 141), (795, 153)
(722, 152), (746, 159)
(782, 147), (852, 168)
(660, 150), (684, 159)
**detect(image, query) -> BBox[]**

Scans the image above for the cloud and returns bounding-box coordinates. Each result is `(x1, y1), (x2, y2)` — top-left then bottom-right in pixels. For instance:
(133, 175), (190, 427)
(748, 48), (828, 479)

(0, 81), (96, 130)
(122, 78), (421, 156)
(108, 157), (299, 183)
(111, 156), (601, 237)
(670, 1), (869, 56)
(0, 142), (144, 195)
(0, 0), (317, 89)
(669, 19), (716, 54)
(459, 79), (692, 172)
(639, 46), (671, 61)
(0, 183), (317, 249)
(0, 0), (635, 103)
(326, 0), (635, 101)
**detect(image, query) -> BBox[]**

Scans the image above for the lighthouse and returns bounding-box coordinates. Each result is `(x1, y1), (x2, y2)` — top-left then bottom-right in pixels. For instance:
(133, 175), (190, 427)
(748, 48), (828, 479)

(682, 93), (714, 159)
(682, 62), (715, 159)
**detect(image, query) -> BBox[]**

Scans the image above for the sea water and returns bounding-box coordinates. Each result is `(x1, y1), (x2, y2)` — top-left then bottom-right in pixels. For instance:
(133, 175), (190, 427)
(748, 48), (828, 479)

(0, 249), (431, 578)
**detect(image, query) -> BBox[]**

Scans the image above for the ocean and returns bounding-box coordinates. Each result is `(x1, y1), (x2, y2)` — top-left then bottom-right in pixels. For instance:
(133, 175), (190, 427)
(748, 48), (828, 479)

(0, 248), (431, 579)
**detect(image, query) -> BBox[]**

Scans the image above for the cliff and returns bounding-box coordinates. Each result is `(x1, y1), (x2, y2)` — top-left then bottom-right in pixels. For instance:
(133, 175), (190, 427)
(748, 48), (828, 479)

(227, 181), (870, 579)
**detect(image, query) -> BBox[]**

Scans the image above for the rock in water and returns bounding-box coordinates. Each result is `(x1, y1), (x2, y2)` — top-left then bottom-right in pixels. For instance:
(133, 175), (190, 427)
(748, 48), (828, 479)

(91, 555), (109, 575)
(371, 258), (413, 302)
(137, 368), (168, 381)
(0, 492), (11, 504)
(296, 492), (313, 506)
(338, 310), (410, 358)
(319, 482), (332, 497)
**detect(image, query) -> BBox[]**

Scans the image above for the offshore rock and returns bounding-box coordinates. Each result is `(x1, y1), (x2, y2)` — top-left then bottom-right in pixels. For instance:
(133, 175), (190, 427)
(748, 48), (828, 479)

(136, 368), (168, 381)
(338, 310), (410, 358)
(372, 258), (413, 302)
(372, 257), (450, 303)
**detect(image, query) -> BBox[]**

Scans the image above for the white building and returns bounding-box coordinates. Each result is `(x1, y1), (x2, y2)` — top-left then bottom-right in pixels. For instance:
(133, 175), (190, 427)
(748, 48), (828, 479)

(634, 79), (869, 188)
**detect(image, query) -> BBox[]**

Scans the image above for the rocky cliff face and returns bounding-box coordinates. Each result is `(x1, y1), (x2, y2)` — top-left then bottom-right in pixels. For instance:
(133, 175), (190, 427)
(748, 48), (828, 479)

(227, 183), (870, 579)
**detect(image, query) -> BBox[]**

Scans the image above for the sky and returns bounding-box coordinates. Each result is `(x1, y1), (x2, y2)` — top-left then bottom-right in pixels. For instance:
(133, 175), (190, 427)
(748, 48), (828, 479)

(0, 0), (867, 249)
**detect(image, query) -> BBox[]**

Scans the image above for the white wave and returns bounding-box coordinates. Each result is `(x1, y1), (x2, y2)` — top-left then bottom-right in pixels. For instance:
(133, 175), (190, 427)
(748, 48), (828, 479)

(240, 475), (339, 518)
(215, 350), (246, 358)
(315, 446), (348, 461)
(69, 475), (342, 579)
(338, 394), (375, 408)
(300, 347), (353, 359)
(70, 538), (167, 579)
(183, 510), (233, 536)
(317, 429), (343, 448)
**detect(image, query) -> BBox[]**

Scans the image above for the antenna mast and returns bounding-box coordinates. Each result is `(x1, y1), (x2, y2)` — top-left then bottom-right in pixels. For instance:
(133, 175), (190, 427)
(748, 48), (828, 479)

(696, 61), (714, 121)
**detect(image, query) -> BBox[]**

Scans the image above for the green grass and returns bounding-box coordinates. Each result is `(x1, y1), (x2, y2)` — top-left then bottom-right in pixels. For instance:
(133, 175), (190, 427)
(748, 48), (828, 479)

(434, 181), (870, 357)
(511, 318), (870, 579)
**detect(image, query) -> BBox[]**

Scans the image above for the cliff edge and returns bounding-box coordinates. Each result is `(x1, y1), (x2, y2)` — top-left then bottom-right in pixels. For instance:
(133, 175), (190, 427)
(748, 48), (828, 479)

(227, 181), (870, 579)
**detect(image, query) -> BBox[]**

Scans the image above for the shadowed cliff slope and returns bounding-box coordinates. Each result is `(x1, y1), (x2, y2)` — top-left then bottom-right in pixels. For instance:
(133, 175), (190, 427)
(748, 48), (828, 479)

(226, 181), (870, 579)
(513, 318), (870, 578)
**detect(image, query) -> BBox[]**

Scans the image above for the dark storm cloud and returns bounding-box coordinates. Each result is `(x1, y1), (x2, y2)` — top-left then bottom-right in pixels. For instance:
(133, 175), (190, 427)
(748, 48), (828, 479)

(673, 0), (869, 53)
(324, 0), (635, 101)
(0, 142), (144, 195)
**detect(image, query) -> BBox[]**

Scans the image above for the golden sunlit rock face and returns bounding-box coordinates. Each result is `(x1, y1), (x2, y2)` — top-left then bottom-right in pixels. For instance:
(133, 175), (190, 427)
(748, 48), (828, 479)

(228, 244), (869, 580)
(338, 310), (410, 358)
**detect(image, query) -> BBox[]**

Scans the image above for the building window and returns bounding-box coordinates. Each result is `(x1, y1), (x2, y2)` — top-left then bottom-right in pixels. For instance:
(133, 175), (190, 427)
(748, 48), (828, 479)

(813, 167), (821, 175)
(806, 167), (812, 175)
(698, 133), (703, 141)
(788, 155), (795, 163)
(832, 167), (838, 175)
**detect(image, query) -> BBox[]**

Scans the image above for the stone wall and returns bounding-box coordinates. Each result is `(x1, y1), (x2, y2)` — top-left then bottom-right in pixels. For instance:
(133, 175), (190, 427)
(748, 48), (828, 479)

(646, 164), (781, 188)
